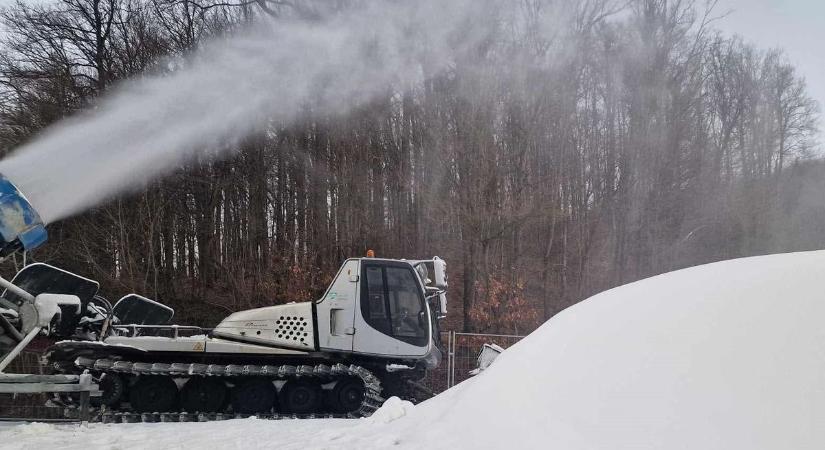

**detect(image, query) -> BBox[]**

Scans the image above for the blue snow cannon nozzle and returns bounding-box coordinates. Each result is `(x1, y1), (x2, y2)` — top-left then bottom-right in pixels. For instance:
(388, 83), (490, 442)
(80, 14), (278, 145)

(0, 173), (47, 257)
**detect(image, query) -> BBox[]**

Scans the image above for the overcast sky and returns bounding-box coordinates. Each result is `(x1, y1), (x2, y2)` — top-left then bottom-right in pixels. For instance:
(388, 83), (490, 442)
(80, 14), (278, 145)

(0, 0), (820, 112)
(717, 0), (825, 113)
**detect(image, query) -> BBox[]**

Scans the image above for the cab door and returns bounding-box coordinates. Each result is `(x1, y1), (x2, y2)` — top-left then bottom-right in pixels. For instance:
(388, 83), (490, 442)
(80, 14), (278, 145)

(315, 259), (359, 352)
(352, 261), (430, 357)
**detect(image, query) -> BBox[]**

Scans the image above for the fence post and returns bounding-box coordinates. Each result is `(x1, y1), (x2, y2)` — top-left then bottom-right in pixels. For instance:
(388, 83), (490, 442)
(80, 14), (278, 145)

(78, 373), (91, 422)
(449, 331), (456, 388)
(445, 331), (452, 389)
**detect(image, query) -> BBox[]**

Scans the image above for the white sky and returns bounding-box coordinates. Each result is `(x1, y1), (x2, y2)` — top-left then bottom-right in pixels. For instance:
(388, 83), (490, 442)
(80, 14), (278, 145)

(717, 0), (825, 114)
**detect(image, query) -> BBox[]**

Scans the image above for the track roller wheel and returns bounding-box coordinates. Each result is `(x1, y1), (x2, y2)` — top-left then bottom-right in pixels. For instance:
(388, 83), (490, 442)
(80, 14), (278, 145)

(129, 376), (179, 413)
(329, 378), (366, 413)
(231, 378), (277, 414)
(181, 378), (228, 413)
(92, 372), (125, 407)
(281, 380), (322, 414)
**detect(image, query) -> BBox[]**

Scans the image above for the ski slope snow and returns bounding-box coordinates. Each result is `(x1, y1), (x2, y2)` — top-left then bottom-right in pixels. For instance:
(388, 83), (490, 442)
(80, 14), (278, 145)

(3, 251), (824, 449)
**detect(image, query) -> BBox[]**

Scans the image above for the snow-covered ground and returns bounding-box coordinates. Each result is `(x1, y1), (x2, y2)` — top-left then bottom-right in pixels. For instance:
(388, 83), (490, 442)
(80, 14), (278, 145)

(3, 251), (825, 449)
(0, 398), (417, 449)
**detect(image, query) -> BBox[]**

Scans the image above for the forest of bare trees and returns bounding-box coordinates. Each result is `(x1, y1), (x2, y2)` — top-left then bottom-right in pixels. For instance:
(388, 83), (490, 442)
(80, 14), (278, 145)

(0, 0), (820, 334)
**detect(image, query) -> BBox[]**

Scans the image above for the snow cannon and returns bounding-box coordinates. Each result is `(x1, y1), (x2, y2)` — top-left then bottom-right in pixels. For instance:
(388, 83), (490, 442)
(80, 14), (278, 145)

(0, 173), (47, 257)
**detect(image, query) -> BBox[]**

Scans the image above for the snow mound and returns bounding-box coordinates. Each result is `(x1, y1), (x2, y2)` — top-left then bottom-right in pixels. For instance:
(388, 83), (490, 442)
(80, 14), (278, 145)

(365, 397), (414, 424)
(397, 251), (825, 449)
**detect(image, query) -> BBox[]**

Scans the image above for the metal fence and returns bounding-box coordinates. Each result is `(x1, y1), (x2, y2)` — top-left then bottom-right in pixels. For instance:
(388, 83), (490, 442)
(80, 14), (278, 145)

(1, 332), (525, 420)
(0, 351), (67, 421)
(422, 331), (525, 396)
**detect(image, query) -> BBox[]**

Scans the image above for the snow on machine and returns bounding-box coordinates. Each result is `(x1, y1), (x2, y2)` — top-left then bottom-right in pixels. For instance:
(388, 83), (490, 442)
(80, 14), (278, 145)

(0, 173), (448, 421)
(43, 254), (448, 421)
(0, 173), (52, 360)
(0, 173), (103, 421)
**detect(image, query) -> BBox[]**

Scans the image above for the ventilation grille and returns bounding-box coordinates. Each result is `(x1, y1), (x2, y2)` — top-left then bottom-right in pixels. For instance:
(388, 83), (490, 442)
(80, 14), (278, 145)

(276, 316), (310, 345)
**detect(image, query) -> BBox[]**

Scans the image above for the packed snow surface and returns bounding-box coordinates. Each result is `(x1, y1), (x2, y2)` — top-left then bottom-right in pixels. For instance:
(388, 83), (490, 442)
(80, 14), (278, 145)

(4, 251), (825, 449)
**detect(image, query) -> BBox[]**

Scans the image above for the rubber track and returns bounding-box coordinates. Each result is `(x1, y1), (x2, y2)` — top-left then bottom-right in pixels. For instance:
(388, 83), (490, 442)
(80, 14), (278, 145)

(73, 357), (384, 423)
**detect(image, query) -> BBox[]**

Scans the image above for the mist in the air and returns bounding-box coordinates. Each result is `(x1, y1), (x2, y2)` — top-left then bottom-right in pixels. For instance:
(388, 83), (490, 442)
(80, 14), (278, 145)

(0, 0), (560, 224)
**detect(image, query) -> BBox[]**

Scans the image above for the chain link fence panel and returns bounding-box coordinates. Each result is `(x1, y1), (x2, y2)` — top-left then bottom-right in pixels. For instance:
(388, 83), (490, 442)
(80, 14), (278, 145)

(420, 331), (524, 397)
(0, 351), (68, 421)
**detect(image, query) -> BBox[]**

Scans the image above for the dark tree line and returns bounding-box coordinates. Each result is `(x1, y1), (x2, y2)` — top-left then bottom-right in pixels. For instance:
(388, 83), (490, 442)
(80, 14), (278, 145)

(0, 0), (820, 334)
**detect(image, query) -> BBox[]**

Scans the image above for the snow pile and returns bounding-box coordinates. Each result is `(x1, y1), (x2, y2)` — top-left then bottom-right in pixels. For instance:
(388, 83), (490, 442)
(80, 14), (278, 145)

(397, 250), (825, 449)
(365, 397), (415, 424)
(3, 251), (825, 449)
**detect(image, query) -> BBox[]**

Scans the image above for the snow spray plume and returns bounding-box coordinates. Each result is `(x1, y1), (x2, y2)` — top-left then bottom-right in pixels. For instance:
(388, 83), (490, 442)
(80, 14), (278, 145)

(0, 0), (568, 224)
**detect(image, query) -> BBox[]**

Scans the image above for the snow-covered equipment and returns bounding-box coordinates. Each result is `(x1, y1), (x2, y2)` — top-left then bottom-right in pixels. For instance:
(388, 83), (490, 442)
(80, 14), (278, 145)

(0, 285), (82, 373)
(0, 173), (449, 421)
(469, 343), (504, 376)
(0, 175), (100, 421)
(0, 283), (98, 422)
(42, 253), (449, 420)
(0, 280), (98, 421)
(0, 174), (62, 359)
